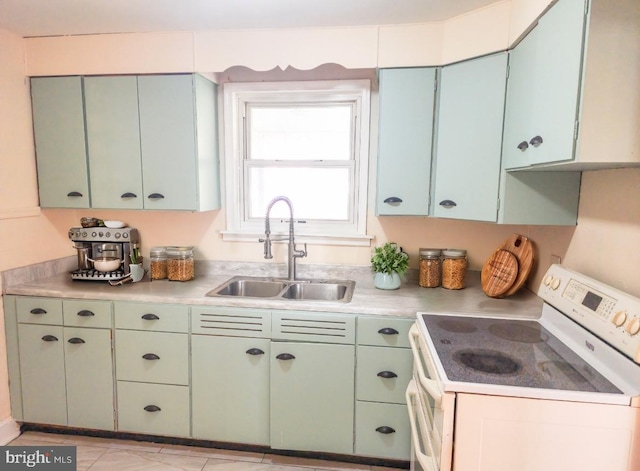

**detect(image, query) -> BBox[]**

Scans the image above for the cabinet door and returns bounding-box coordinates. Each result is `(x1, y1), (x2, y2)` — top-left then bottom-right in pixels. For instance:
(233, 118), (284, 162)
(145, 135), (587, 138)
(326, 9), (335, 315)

(64, 328), (114, 430)
(503, 0), (587, 169)
(270, 341), (355, 454)
(138, 75), (199, 210)
(432, 53), (507, 222)
(17, 324), (67, 425)
(377, 68), (436, 215)
(85, 76), (143, 209)
(192, 335), (270, 445)
(30, 77), (90, 208)
(355, 401), (411, 460)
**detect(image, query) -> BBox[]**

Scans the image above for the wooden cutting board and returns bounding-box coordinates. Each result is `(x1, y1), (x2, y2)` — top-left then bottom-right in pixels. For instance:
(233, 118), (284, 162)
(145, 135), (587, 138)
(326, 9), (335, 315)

(499, 234), (534, 297)
(481, 249), (519, 298)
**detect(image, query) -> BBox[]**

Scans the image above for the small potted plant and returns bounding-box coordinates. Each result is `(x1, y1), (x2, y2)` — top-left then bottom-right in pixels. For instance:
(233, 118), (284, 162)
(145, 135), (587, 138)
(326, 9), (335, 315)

(371, 242), (409, 290)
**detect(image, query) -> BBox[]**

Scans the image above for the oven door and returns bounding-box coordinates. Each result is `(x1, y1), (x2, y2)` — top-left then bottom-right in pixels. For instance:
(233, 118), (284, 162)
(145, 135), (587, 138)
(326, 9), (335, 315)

(407, 324), (455, 471)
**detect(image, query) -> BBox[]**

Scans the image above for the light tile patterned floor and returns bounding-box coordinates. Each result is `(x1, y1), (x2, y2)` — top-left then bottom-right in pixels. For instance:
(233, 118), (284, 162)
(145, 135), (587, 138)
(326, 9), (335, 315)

(8, 432), (401, 471)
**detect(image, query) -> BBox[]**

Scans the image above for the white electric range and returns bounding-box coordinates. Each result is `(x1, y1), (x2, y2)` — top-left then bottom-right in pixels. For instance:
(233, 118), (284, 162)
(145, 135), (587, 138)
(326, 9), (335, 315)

(406, 264), (640, 471)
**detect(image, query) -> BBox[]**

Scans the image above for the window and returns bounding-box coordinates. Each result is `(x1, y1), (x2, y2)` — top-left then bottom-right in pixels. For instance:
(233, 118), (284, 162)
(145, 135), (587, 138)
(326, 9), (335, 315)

(222, 80), (371, 245)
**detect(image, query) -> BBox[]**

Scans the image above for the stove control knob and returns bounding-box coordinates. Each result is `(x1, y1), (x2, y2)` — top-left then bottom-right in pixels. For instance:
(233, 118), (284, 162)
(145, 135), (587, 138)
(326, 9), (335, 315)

(550, 278), (561, 290)
(544, 275), (554, 286)
(612, 311), (627, 328)
(625, 318), (640, 336)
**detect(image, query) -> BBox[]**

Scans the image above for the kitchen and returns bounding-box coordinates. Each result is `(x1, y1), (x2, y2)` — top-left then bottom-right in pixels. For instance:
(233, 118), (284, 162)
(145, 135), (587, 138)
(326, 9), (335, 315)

(0, 0), (639, 469)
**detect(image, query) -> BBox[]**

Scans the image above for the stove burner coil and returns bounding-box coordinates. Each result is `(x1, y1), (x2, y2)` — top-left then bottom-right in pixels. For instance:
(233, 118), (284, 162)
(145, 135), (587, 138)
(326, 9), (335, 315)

(488, 322), (549, 344)
(454, 349), (522, 375)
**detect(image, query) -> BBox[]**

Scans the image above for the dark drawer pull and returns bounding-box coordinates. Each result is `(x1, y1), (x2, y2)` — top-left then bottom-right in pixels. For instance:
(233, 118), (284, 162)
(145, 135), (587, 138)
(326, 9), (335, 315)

(144, 405), (161, 413)
(77, 310), (95, 317)
(121, 192), (137, 198)
(276, 353), (295, 361)
(517, 140), (529, 151)
(378, 327), (399, 336)
(141, 313), (160, 321)
(529, 135), (544, 147)
(142, 353), (160, 360)
(67, 337), (85, 344)
(383, 196), (402, 204)
(377, 371), (398, 379)
(148, 193), (165, 200)
(30, 308), (47, 315)
(246, 348), (265, 356)
(439, 199), (457, 208)
(376, 426), (396, 434)
(67, 191), (83, 197)
(42, 335), (58, 342)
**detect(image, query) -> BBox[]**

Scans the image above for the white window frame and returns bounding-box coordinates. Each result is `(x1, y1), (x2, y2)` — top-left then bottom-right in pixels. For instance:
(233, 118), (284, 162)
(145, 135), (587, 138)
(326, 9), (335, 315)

(221, 80), (372, 246)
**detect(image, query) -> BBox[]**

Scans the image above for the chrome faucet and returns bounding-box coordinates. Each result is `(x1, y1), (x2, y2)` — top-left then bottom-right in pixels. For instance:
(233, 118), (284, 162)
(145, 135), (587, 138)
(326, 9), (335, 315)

(260, 196), (307, 281)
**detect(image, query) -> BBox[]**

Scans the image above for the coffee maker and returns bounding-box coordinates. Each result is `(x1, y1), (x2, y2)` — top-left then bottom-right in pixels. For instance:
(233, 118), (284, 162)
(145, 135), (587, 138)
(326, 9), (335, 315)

(69, 226), (140, 281)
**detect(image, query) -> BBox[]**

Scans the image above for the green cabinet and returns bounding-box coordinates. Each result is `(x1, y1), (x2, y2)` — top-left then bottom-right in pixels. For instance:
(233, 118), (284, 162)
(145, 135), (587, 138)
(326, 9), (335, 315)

(431, 53), (508, 222)
(31, 74), (220, 211)
(8, 297), (114, 430)
(30, 77), (90, 208)
(376, 67), (437, 216)
(502, 0), (587, 169)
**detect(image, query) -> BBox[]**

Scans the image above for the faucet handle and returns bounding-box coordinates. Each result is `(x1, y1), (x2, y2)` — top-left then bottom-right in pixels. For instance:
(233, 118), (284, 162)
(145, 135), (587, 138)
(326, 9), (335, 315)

(294, 243), (308, 259)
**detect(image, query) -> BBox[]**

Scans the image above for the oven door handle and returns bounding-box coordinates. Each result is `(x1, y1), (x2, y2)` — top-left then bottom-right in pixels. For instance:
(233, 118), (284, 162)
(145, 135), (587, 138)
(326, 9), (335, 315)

(409, 324), (443, 406)
(406, 380), (438, 471)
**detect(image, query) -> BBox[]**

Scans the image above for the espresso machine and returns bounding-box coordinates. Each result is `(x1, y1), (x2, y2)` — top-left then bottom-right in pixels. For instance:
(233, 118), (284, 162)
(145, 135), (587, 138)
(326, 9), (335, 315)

(69, 226), (140, 281)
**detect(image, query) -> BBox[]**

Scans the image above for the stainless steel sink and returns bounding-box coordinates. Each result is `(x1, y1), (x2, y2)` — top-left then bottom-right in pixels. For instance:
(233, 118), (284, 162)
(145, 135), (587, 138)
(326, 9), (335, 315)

(206, 276), (355, 303)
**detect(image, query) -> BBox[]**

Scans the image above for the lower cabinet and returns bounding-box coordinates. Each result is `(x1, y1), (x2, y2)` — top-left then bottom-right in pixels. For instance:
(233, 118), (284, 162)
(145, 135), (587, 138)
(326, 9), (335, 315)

(355, 401), (412, 460)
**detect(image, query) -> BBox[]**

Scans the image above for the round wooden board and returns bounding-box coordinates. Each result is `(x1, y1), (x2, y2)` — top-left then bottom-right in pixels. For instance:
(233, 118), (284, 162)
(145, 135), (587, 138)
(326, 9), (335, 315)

(481, 249), (519, 298)
(499, 234), (534, 297)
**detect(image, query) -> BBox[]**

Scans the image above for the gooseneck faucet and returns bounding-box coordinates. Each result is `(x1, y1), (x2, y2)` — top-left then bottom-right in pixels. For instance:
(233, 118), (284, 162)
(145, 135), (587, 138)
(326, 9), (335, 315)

(260, 196), (307, 281)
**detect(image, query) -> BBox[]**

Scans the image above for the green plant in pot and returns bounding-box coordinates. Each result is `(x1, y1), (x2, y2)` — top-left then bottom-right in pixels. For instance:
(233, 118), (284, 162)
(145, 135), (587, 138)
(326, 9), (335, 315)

(371, 242), (409, 290)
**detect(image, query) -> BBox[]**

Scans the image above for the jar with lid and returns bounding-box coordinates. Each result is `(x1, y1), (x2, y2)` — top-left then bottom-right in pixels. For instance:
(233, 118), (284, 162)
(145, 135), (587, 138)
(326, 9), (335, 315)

(149, 246), (168, 281)
(167, 246), (195, 281)
(442, 249), (468, 290)
(419, 248), (442, 288)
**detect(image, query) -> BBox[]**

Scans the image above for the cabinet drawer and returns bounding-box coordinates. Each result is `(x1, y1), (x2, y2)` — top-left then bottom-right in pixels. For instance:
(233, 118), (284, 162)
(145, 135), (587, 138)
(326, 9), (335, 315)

(16, 297), (63, 325)
(117, 381), (190, 437)
(115, 330), (188, 385)
(355, 401), (411, 461)
(114, 302), (188, 333)
(192, 306), (270, 338)
(357, 317), (414, 348)
(63, 299), (112, 328)
(357, 346), (412, 404)
(272, 310), (355, 344)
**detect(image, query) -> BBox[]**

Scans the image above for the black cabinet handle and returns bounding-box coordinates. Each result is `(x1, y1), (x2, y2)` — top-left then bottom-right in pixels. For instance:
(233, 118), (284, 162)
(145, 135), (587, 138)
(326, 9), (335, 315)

(141, 313), (160, 321)
(376, 426), (396, 434)
(377, 371), (398, 379)
(246, 348), (265, 356)
(142, 353), (160, 360)
(144, 405), (161, 412)
(77, 310), (95, 317)
(41, 335), (58, 342)
(276, 353), (295, 361)
(67, 191), (83, 197)
(529, 135), (543, 147)
(121, 192), (137, 198)
(30, 308), (47, 315)
(517, 141), (529, 151)
(148, 193), (165, 200)
(67, 337), (85, 344)
(439, 200), (457, 208)
(383, 197), (403, 204)
(378, 327), (399, 336)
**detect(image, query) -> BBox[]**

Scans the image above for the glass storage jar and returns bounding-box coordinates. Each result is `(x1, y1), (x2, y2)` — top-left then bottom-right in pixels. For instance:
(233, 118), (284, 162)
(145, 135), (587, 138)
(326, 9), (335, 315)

(419, 248), (442, 288)
(149, 246), (168, 280)
(442, 249), (468, 290)
(167, 246), (195, 281)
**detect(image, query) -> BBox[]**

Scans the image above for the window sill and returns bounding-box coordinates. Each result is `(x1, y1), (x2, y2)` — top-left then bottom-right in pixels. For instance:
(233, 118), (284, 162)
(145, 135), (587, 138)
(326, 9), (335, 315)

(220, 230), (374, 247)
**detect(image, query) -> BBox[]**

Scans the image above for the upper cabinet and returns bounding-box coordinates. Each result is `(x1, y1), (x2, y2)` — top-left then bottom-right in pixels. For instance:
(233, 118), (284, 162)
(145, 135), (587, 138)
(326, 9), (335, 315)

(32, 74), (221, 211)
(376, 67), (436, 216)
(431, 53), (508, 222)
(31, 77), (90, 208)
(503, 0), (640, 170)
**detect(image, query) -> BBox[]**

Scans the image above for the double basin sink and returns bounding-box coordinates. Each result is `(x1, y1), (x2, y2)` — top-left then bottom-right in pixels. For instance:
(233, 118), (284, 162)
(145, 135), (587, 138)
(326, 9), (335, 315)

(206, 276), (355, 303)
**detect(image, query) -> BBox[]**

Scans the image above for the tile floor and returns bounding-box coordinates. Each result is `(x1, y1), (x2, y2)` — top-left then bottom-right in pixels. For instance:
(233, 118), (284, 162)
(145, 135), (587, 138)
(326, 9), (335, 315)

(9, 432), (402, 471)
